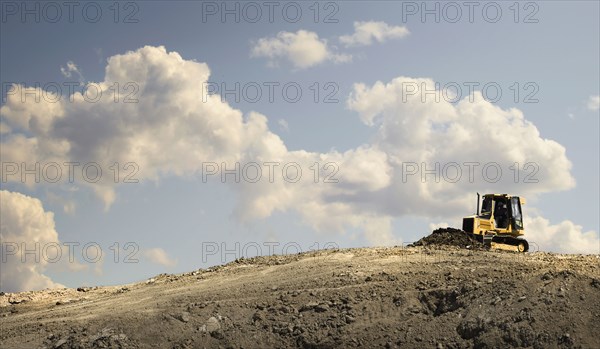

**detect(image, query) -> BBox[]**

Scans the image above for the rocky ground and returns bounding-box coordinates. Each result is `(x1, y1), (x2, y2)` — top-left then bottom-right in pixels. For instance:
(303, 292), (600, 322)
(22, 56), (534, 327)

(1, 230), (599, 349)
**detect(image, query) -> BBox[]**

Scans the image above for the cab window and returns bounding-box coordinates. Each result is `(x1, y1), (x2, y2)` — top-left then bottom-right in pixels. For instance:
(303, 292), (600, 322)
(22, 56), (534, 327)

(481, 197), (492, 217)
(511, 197), (524, 229)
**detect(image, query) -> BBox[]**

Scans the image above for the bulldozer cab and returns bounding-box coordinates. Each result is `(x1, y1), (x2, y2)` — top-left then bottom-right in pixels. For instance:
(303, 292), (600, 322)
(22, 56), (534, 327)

(480, 194), (524, 233)
(463, 193), (528, 252)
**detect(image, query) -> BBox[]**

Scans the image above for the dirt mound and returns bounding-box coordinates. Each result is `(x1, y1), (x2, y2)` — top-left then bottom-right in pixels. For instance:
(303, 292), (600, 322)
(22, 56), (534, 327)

(409, 227), (484, 249)
(1, 247), (599, 349)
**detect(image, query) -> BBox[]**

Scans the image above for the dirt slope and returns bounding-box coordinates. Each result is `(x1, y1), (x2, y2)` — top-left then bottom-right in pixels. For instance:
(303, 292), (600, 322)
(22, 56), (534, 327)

(1, 242), (599, 349)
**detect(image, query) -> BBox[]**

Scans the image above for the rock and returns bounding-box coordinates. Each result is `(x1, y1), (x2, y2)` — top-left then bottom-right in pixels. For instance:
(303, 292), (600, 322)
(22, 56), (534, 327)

(176, 312), (190, 323)
(341, 296), (354, 304)
(86, 327), (130, 348)
(314, 303), (329, 312)
(393, 295), (403, 306)
(205, 316), (221, 332)
(210, 329), (225, 340)
(300, 301), (320, 312)
(53, 338), (67, 348)
(558, 333), (574, 346)
(252, 311), (264, 322)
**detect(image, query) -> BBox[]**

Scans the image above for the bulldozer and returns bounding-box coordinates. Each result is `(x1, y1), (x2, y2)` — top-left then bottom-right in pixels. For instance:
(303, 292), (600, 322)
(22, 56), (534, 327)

(462, 193), (529, 252)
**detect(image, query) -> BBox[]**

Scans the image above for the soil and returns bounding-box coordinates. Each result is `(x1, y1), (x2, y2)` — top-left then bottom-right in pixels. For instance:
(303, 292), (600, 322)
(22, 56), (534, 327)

(1, 231), (599, 349)
(408, 228), (484, 249)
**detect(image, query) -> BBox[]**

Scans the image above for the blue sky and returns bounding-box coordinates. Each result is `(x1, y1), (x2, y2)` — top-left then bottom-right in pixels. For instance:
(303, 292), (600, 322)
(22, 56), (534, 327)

(1, 1), (598, 292)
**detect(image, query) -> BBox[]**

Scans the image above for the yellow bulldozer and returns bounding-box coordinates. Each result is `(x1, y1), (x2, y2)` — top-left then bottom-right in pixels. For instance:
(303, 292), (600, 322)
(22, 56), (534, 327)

(462, 193), (529, 252)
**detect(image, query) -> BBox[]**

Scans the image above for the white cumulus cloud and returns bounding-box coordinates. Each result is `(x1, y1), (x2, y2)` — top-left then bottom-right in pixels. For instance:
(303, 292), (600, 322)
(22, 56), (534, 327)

(60, 60), (85, 84)
(144, 248), (177, 267)
(587, 95), (600, 111)
(251, 30), (351, 69)
(346, 76), (575, 205)
(428, 222), (452, 231)
(1, 46), (282, 209)
(340, 21), (409, 47)
(0, 190), (65, 292)
(526, 215), (599, 254)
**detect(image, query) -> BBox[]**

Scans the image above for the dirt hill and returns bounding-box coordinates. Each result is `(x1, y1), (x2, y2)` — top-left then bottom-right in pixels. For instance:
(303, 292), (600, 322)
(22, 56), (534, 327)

(1, 235), (599, 349)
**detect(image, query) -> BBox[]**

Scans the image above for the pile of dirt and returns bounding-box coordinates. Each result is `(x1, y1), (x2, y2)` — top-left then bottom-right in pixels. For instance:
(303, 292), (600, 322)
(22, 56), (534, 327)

(1, 246), (599, 348)
(409, 227), (484, 249)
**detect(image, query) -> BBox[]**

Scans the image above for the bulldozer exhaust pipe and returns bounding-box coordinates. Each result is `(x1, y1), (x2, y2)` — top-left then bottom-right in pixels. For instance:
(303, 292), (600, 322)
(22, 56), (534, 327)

(476, 192), (480, 215)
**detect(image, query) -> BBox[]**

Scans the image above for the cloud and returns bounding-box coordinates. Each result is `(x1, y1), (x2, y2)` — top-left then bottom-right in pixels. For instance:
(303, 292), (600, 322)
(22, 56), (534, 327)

(251, 30), (351, 69)
(60, 61), (85, 84)
(1, 46), (270, 208)
(144, 248), (177, 267)
(0, 121), (10, 134)
(340, 21), (409, 47)
(0, 190), (65, 292)
(346, 77), (575, 205)
(1, 46), (588, 250)
(428, 222), (452, 231)
(587, 95), (599, 111)
(278, 119), (289, 132)
(526, 215), (599, 254)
